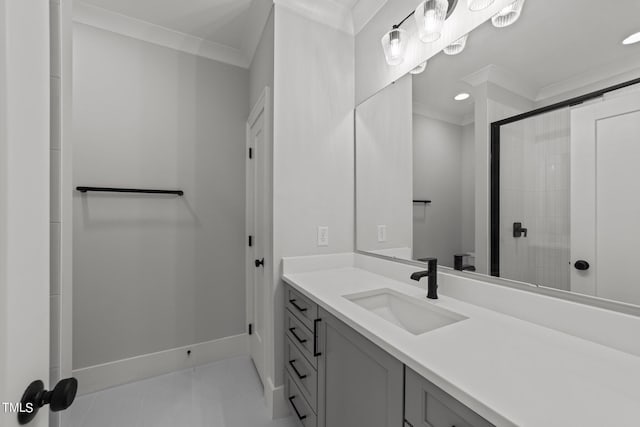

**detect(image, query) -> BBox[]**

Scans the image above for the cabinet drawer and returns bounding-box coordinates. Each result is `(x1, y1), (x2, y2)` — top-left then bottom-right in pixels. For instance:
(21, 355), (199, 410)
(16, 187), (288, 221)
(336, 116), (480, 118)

(286, 309), (318, 368)
(286, 338), (317, 411)
(286, 286), (318, 331)
(405, 368), (493, 427)
(286, 373), (317, 427)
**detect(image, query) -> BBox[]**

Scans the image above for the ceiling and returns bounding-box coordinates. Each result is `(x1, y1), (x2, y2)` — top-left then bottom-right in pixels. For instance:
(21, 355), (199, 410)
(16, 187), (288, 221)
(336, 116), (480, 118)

(79, 0), (367, 67)
(412, 0), (640, 124)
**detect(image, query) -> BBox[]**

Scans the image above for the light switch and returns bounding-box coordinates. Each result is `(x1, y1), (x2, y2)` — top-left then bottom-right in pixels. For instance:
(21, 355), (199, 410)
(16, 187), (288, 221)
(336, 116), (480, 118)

(317, 226), (329, 246)
(377, 225), (387, 242)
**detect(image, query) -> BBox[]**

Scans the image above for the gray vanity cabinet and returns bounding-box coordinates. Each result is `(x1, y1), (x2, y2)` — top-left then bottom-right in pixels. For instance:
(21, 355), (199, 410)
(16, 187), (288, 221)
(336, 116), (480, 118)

(404, 368), (494, 427)
(284, 284), (491, 427)
(316, 307), (404, 427)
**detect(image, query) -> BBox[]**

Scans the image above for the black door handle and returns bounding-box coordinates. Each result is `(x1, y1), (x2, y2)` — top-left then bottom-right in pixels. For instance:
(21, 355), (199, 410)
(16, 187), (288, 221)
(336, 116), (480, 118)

(513, 222), (528, 238)
(18, 378), (78, 424)
(254, 258), (264, 268)
(574, 260), (590, 271)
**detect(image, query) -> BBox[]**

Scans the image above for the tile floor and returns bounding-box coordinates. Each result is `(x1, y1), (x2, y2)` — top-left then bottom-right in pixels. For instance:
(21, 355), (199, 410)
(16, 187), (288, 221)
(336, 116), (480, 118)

(63, 356), (298, 427)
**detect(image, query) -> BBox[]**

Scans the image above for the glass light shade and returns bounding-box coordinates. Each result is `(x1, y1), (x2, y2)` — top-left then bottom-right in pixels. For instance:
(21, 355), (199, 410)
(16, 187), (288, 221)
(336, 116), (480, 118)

(415, 0), (449, 43)
(410, 61), (428, 74)
(467, 0), (495, 11)
(381, 28), (408, 65)
(492, 0), (525, 28)
(443, 33), (468, 55)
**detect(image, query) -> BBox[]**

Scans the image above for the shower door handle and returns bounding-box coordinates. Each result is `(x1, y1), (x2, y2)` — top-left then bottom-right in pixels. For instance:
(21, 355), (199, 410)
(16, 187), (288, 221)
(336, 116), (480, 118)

(513, 222), (528, 238)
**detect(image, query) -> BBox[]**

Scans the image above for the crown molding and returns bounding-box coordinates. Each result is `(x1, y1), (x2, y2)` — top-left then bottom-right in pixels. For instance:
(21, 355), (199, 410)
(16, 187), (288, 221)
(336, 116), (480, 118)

(73, 1), (250, 69)
(352, 0), (387, 35)
(413, 101), (469, 126)
(274, 0), (355, 35)
(536, 58), (640, 105)
(462, 64), (537, 101)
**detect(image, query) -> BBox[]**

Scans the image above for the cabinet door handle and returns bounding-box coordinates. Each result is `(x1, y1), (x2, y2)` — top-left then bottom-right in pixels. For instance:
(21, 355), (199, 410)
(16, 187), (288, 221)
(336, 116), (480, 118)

(288, 396), (307, 420)
(288, 359), (307, 379)
(289, 327), (307, 344)
(289, 299), (308, 313)
(313, 318), (322, 357)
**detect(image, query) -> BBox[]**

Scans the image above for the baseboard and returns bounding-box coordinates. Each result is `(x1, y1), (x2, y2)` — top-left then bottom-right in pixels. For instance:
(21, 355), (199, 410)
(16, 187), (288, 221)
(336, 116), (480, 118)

(265, 376), (290, 419)
(73, 333), (249, 395)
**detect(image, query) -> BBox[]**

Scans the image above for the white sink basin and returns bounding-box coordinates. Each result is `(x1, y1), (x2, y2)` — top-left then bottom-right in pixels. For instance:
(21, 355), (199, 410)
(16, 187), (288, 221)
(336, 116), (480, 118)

(343, 288), (467, 335)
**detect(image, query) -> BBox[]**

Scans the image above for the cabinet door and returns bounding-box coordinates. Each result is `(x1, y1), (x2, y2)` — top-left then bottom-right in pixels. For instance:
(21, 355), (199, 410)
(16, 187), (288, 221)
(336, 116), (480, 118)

(317, 308), (403, 427)
(405, 368), (493, 427)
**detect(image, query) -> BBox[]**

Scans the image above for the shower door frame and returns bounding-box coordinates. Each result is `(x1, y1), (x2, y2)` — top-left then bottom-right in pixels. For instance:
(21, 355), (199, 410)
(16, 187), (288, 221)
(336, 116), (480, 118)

(489, 76), (640, 278)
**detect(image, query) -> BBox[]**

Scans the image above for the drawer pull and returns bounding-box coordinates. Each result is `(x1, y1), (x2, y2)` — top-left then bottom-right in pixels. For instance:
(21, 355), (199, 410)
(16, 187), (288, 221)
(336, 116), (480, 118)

(288, 359), (307, 380)
(289, 327), (308, 344)
(288, 396), (307, 420)
(313, 318), (322, 357)
(289, 299), (308, 313)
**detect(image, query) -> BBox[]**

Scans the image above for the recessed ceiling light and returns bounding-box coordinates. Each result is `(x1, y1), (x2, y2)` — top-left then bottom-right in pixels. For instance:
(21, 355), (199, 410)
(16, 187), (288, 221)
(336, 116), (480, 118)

(622, 32), (640, 45)
(454, 93), (471, 101)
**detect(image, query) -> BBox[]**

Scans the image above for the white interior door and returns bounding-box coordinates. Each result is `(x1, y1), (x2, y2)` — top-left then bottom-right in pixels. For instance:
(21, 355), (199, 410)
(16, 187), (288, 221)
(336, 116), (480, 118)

(246, 88), (270, 387)
(571, 92), (640, 305)
(0, 0), (51, 426)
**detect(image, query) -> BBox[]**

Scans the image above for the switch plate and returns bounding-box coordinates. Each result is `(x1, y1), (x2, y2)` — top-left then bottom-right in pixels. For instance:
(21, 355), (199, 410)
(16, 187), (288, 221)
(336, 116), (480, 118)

(317, 226), (329, 246)
(377, 225), (387, 242)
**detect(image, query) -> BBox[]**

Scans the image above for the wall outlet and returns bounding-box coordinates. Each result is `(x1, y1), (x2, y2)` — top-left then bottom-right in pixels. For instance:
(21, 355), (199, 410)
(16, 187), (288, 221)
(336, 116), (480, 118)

(377, 225), (387, 242)
(317, 226), (329, 247)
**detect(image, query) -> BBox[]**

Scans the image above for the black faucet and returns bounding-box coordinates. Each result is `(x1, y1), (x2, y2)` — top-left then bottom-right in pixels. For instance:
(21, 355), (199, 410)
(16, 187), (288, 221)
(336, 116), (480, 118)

(410, 258), (438, 299)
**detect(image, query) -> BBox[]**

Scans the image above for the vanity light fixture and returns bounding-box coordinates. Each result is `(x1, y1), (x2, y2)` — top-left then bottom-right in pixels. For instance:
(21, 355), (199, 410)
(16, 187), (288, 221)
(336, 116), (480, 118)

(410, 61), (428, 74)
(415, 0), (449, 43)
(622, 32), (640, 45)
(381, 0), (458, 66)
(467, 0), (495, 11)
(443, 33), (468, 55)
(381, 26), (408, 65)
(454, 92), (471, 101)
(491, 0), (525, 28)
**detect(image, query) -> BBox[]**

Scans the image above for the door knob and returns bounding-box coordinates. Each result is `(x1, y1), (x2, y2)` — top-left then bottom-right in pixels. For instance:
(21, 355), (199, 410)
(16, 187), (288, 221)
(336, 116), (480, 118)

(18, 378), (78, 424)
(254, 258), (264, 268)
(574, 260), (590, 271)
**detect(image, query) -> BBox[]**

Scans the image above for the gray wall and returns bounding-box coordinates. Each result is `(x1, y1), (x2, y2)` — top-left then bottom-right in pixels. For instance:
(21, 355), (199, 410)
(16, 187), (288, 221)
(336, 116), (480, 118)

(412, 115), (465, 267)
(250, 9), (274, 109)
(72, 23), (249, 369)
(272, 5), (355, 386)
(356, 75), (413, 254)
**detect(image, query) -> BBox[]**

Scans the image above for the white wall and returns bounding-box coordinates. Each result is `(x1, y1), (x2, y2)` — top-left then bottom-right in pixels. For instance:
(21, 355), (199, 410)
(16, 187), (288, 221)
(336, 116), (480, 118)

(355, 0), (513, 104)
(271, 2), (354, 398)
(461, 123), (475, 253)
(412, 114), (463, 266)
(72, 24), (249, 369)
(250, 8), (274, 109)
(356, 75), (412, 254)
(0, 1), (50, 426)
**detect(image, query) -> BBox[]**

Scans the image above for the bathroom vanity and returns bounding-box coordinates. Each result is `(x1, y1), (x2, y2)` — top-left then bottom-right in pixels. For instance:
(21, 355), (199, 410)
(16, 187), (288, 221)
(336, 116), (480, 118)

(281, 253), (640, 427)
(284, 283), (491, 427)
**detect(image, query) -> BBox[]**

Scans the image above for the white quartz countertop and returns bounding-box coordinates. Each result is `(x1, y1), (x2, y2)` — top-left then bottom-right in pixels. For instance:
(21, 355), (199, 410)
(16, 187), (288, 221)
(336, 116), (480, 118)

(283, 267), (640, 427)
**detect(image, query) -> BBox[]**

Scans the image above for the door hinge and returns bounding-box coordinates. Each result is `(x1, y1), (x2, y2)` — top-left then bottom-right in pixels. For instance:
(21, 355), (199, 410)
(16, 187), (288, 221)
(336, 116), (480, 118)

(248, 235), (253, 247)
(248, 323), (253, 335)
(249, 147), (253, 159)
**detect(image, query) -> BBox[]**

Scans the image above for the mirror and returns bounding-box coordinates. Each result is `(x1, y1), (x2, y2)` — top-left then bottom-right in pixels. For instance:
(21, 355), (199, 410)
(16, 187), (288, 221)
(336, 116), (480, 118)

(356, 0), (640, 309)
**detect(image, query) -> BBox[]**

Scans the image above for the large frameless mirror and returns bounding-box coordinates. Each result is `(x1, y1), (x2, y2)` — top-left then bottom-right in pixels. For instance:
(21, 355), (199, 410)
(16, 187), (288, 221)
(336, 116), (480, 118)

(356, 0), (640, 311)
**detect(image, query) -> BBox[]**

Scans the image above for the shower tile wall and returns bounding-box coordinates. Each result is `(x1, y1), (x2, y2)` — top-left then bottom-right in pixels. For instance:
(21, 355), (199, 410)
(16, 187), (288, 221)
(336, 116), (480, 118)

(500, 108), (570, 290)
(50, 1), (63, 426)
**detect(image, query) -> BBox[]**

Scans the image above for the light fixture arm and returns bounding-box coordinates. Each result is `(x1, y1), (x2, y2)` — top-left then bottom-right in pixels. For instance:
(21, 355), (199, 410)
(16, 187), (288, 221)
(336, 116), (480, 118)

(390, 0), (458, 30)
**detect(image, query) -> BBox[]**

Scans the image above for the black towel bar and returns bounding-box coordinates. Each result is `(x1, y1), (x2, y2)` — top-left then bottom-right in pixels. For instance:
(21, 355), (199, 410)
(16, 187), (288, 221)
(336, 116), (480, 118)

(76, 187), (184, 196)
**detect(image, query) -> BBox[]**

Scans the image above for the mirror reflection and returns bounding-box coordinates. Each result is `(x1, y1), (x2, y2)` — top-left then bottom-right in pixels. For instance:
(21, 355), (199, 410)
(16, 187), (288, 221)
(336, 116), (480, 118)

(356, 0), (640, 307)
